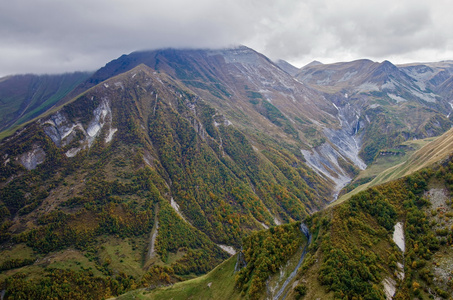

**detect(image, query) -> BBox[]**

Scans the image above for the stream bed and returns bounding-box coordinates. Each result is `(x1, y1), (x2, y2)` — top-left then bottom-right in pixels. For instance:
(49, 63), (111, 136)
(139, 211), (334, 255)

(273, 223), (312, 300)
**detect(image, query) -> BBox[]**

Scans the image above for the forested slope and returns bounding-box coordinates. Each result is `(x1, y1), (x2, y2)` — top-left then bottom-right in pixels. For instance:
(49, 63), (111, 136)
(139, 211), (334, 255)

(0, 64), (330, 299)
(123, 146), (453, 300)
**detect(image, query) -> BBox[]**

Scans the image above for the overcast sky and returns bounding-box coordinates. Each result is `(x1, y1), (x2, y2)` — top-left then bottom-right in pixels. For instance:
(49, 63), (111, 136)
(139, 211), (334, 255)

(1, 0), (453, 77)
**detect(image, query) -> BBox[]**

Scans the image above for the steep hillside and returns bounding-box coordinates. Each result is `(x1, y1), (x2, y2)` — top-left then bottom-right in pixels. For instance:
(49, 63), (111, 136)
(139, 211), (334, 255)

(339, 127), (453, 203)
(275, 59), (301, 76)
(299, 158), (453, 299)
(398, 60), (453, 99)
(1, 47), (372, 200)
(297, 59), (452, 165)
(0, 72), (92, 136)
(120, 142), (453, 300)
(118, 222), (309, 300)
(0, 63), (335, 299)
(437, 76), (453, 107)
(2, 48), (453, 299)
(82, 47), (374, 196)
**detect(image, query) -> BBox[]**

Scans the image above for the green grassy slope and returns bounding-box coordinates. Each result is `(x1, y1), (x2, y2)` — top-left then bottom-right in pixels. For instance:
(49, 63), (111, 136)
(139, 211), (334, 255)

(336, 128), (453, 205)
(117, 251), (241, 300)
(118, 223), (307, 300)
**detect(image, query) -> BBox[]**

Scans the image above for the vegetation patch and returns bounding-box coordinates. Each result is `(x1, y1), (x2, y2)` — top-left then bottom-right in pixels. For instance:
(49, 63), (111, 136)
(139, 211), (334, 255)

(235, 223), (305, 299)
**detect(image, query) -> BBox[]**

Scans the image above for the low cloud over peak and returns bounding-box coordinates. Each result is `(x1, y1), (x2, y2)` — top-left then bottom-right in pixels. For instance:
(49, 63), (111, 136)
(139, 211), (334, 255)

(1, 0), (452, 76)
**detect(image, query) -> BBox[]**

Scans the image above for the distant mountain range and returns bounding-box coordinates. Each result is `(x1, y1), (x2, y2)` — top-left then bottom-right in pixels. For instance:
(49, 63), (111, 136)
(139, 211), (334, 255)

(1, 46), (453, 299)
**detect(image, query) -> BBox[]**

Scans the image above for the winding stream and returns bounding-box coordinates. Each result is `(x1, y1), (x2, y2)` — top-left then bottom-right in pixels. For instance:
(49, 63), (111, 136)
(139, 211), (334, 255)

(273, 223), (312, 300)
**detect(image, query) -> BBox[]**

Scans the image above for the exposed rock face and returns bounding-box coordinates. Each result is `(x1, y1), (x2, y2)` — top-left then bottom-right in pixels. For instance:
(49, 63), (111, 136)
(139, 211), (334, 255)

(298, 59), (453, 168)
(393, 222), (405, 253)
(18, 145), (46, 170)
(86, 98), (112, 145)
(382, 277), (397, 300)
(392, 222), (406, 284)
(216, 244), (236, 256)
(43, 111), (83, 148)
(65, 148), (81, 158)
(2, 154), (10, 167)
(326, 103), (366, 169)
(302, 102), (366, 199)
(42, 97), (116, 157)
(171, 197), (188, 223)
(301, 145), (352, 197)
(105, 127), (117, 143)
(147, 219), (159, 260)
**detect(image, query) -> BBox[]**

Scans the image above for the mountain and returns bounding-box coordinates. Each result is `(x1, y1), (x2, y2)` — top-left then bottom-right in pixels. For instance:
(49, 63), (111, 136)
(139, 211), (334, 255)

(95, 47), (368, 196)
(297, 59), (452, 165)
(302, 60), (323, 68)
(0, 52), (338, 298)
(398, 60), (453, 110)
(2, 46), (369, 199)
(339, 127), (453, 203)
(120, 129), (453, 300)
(1, 47), (453, 299)
(88, 46), (336, 126)
(0, 72), (92, 136)
(274, 59), (301, 76)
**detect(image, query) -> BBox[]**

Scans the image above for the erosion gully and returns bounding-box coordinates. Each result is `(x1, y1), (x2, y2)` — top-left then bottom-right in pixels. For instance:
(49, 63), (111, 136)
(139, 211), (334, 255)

(273, 222), (312, 300)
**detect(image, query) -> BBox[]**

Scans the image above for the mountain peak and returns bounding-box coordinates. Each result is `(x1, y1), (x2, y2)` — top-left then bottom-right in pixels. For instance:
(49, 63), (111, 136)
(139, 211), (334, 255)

(274, 59), (300, 76)
(379, 60), (398, 71)
(303, 60), (323, 68)
(2, 46), (453, 300)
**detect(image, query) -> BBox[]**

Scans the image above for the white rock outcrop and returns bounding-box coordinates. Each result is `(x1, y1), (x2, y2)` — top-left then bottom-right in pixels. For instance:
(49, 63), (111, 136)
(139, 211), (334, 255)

(18, 146), (46, 170)
(217, 244), (236, 256)
(382, 277), (396, 300)
(393, 222), (405, 253)
(301, 104), (366, 201)
(42, 98), (115, 158)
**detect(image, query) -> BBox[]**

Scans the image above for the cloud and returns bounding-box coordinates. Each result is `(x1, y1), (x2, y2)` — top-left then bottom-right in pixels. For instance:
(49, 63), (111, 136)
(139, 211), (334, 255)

(257, 0), (453, 65)
(1, 0), (452, 76)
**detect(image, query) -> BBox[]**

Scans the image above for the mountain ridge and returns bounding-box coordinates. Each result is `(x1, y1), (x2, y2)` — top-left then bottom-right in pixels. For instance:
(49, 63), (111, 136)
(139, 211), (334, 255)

(0, 72), (92, 136)
(2, 47), (453, 299)
(0, 61), (335, 297)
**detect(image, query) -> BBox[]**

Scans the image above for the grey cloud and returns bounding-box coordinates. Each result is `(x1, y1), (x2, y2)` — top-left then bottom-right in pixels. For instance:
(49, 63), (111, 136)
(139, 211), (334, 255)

(1, 0), (452, 76)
